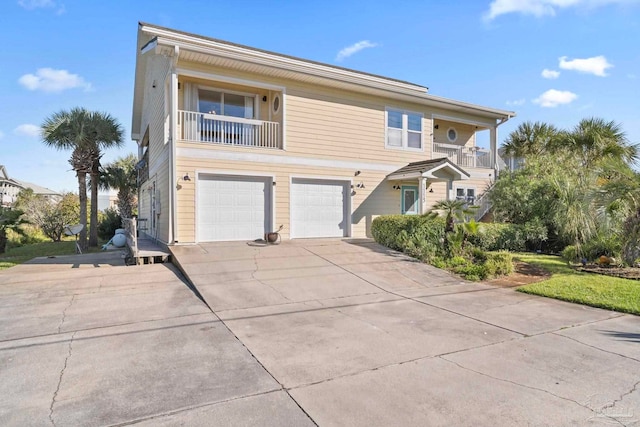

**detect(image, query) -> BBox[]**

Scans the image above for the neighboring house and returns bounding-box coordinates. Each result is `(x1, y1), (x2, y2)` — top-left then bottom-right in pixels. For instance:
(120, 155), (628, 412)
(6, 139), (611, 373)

(97, 191), (118, 212)
(0, 165), (61, 208)
(131, 22), (515, 245)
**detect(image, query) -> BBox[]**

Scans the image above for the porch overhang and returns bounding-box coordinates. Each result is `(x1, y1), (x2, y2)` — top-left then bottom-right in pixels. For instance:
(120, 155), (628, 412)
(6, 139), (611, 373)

(386, 158), (470, 181)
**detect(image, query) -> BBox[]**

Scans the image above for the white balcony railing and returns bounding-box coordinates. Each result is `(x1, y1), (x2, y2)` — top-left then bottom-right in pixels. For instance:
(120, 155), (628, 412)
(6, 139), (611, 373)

(432, 142), (493, 169)
(178, 110), (281, 149)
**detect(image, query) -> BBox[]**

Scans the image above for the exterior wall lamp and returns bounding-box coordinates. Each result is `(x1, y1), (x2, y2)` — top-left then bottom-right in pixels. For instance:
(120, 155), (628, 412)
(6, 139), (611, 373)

(176, 173), (191, 189)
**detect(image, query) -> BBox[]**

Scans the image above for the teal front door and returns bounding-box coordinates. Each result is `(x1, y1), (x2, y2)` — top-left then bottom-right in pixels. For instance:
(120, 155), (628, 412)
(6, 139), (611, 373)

(401, 185), (418, 215)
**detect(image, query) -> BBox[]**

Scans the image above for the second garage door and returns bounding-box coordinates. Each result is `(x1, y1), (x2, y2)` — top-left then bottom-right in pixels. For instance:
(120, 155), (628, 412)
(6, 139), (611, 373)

(197, 175), (271, 242)
(291, 178), (348, 238)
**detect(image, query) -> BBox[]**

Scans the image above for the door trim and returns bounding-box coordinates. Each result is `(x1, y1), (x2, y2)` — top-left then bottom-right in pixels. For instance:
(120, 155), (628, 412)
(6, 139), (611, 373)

(401, 185), (419, 215)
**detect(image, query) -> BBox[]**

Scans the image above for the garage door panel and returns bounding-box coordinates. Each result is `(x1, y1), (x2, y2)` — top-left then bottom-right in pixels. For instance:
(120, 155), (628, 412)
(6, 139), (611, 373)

(197, 175), (270, 242)
(291, 178), (348, 238)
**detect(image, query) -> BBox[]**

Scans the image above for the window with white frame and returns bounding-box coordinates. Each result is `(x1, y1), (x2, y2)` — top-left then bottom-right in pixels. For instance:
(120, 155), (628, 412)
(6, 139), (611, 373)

(198, 88), (255, 119)
(455, 187), (476, 204)
(386, 109), (423, 150)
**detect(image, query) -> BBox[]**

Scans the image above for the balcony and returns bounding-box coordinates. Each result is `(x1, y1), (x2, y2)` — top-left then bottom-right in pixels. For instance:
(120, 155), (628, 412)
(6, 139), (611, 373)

(178, 110), (282, 149)
(432, 142), (493, 169)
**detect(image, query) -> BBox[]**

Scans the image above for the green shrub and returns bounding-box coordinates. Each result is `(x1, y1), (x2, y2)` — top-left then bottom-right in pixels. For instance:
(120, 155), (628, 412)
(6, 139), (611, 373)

(372, 215), (515, 282)
(469, 222), (547, 252)
(582, 233), (621, 262)
(562, 245), (578, 263)
(98, 208), (122, 240)
(485, 251), (514, 276)
(372, 215), (445, 254)
(452, 263), (488, 281)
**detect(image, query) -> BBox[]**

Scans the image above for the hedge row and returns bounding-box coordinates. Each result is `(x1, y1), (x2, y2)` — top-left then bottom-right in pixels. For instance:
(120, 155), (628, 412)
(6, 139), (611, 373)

(371, 215), (445, 252)
(371, 215), (546, 253)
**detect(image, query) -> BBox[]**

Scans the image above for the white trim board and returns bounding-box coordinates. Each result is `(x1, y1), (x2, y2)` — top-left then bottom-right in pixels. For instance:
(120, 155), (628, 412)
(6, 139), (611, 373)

(177, 146), (400, 173)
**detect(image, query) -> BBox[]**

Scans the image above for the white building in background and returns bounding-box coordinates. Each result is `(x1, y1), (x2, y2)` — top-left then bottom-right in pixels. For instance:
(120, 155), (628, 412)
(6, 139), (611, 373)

(0, 165), (61, 208)
(97, 190), (118, 212)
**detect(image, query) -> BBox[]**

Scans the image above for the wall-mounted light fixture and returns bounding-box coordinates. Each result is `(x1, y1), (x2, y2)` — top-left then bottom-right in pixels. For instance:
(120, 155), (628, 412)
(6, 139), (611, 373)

(434, 124), (439, 129)
(429, 187), (434, 193)
(176, 173), (191, 189)
(355, 170), (361, 176)
(262, 96), (268, 102)
(152, 80), (157, 88)
(356, 181), (365, 189)
(392, 185), (401, 190)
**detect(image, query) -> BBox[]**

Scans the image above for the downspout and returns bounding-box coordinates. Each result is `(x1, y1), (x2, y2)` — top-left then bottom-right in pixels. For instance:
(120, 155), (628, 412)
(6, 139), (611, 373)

(169, 45), (179, 244)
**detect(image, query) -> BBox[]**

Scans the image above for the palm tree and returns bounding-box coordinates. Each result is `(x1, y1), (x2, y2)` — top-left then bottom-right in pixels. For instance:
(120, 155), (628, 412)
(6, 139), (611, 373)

(87, 113), (124, 246)
(100, 154), (138, 223)
(428, 199), (477, 233)
(42, 108), (123, 250)
(0, 207), (28, 254)
(562, 118), (638, 167)
(42, 108), (94, 251)
(501, 121), (560, 158)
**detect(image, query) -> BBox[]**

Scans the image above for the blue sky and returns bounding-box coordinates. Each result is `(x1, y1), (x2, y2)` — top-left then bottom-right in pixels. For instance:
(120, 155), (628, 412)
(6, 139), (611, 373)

(1, 0), (639, 192)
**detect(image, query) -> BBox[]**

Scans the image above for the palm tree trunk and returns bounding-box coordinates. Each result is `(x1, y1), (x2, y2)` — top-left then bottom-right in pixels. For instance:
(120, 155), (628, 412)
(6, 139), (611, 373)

(89, 163), (99, 247)
(77, 171), (88, 251)
(0, 229), (7, 254)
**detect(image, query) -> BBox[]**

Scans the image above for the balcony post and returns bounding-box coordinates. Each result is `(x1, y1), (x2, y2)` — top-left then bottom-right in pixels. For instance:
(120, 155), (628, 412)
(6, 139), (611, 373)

(490, 125), (498, 177)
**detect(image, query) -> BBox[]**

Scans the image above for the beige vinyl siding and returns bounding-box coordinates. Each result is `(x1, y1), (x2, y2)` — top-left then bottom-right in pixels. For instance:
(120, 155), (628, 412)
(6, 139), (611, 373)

(138, 54), (172, 244)
(175, 153), (403, 241)
(433, 119), (476, 148)
(165, 59), (499, 242)
(425, 181), (449, 211)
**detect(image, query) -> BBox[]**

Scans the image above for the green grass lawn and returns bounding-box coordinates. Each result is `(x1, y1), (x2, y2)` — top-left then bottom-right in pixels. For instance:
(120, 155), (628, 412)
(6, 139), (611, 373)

(515, 253), (640, 315)
(0, 240), (107, 271)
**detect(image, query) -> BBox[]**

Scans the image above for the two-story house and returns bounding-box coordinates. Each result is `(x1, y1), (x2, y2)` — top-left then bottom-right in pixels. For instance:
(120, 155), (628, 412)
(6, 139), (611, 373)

(132, 22), (515, 245)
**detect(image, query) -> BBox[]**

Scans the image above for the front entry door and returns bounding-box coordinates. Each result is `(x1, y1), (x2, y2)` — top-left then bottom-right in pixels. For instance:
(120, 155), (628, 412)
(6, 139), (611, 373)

(401, 185), (419, 215)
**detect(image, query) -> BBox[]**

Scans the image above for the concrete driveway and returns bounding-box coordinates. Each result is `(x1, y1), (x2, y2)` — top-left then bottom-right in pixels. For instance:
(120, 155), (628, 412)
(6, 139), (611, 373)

(0, 252), (312, 426)
(1, 241), (639, 426)
(171, 239), (640, 426)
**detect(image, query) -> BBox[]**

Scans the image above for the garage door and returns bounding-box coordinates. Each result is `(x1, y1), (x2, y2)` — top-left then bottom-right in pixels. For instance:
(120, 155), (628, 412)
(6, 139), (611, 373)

(197, 175), (271, 242)
(291, 178), (348, 238)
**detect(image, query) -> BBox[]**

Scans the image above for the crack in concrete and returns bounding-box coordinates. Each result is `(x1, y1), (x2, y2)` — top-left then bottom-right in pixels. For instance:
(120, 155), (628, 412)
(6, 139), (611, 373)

(599, 379), (640, 418)
(439, 356), (625, 426)
(250, 253), (291, 302)
(49, 331), (76, 426)
(57, 294), (76, 334)
(551, 332), (640, 364)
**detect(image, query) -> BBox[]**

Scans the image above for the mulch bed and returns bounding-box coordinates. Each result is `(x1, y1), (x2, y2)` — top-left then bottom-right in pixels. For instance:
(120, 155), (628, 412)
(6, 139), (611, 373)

(577, 265), (640, 280)
(487, 261), (551, 288)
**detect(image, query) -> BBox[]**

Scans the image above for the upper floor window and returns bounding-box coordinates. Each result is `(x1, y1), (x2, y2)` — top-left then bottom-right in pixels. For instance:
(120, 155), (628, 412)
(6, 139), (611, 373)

(197, 88), (255, 119)
(386, 109), (423, 150)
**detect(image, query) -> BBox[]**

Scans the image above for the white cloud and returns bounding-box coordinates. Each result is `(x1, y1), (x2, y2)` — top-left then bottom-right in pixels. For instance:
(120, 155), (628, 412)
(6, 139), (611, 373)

(18, 68), (92, 93)
(336, 40), (378, 61)
(483, 0), (639, 21)
(506, 98), (526, 106)
(14, 124), (41, 138)
(18, 0), (54, 9)
(0, 131), (4, 140)
(542, 68), (561, 79)
(558, 55), (613, 76)
(533, 89), (578, 107)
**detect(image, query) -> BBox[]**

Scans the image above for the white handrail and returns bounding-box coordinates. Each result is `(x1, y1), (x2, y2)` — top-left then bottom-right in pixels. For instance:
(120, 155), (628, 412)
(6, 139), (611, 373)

(178, 110), (282, 149)
(432, 142), (493, 169)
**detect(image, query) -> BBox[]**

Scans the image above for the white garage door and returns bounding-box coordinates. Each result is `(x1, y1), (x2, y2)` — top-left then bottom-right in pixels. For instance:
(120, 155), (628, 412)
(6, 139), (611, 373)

(291, 178), (348, 238)
(197, 175), (271, 242)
